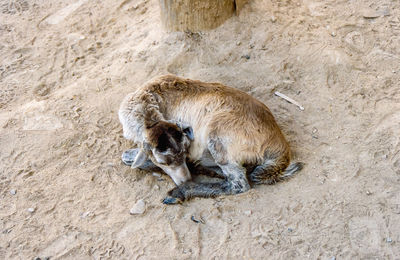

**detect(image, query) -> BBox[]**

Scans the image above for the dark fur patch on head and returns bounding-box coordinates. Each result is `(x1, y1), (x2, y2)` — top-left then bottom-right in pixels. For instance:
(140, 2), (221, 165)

(146, 121), (183, 153)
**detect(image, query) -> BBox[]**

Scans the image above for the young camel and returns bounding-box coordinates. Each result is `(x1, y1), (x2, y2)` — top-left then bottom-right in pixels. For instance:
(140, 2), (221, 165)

(119, 75), (303, 204)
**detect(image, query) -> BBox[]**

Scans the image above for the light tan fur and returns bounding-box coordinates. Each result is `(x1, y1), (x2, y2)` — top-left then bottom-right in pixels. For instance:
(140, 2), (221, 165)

(119, 75), (301, 204)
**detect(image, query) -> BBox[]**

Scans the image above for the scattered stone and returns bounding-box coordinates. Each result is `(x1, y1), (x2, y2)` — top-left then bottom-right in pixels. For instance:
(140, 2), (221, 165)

(242, 54), (250, 60)
(236, 41), (241, 46)
(10, 189), (17, 195)
(154, 184), (160, 190)
(288, 227), (293, 232)
(244, 210), (252, 216)
(386, 237), (392, 243)
(366, 190), (372, 195)
(249, 44), (255, 49)
(312, 128), (318, 134)
(130, 199), (146, 215)
(152, 172), (161, 177)
(362, 8), (380, 19)
(330, 257), (336, 260)
(27, 207), (36, 213)
(191, 215), (205, 224)
(80, 211), (94, 219)
(271, 15), (277, 23)
(331, 32), (336, 37)
(2, 228), (12, 234)
(106, 162), (114, 167)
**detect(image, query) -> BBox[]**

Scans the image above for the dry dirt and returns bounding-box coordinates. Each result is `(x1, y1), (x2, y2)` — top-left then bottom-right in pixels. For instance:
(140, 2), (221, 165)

(1, 0), (400, 259)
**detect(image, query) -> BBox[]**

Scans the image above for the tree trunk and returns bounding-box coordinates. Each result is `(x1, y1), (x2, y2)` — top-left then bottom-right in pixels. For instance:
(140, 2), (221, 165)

(159, 0), (248, 32)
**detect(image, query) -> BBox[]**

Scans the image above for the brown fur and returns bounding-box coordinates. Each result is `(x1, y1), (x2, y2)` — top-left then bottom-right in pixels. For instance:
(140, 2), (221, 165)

(119, 75), (303, 204)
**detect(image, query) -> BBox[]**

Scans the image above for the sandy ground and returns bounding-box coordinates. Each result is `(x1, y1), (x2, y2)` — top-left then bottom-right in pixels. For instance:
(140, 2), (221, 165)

(1, 0), (400, 259)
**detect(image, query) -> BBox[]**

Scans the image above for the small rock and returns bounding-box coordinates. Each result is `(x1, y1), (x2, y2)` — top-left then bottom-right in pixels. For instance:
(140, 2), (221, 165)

(106, 162), (114, 167)
(80, 211), (94, 219)
(244, 210), (252, 216)
(386, 237), (392, 243)
(331, 32), (336, 37)
(242, 54), (250, 60)
(152, 172), (161, 177)
(288, 227), (293, 232)
(191, 215), (205, 224)
(366, 190), (372, 195)
(154, 184), (160, 190)
(130, 199), (146, 215)
(249, 44), (255, 49)
(330, 257), (336, 260)
(362, 9), (380, 19)
(2, 228), (12, 234)
(271, 15), (277, 23)
(27, 207), (35, 213)
(312, 128), (318, 134)
(10, 189), (17, 195)
(236, 41), (241, 46)
(361, 8), (381, 19)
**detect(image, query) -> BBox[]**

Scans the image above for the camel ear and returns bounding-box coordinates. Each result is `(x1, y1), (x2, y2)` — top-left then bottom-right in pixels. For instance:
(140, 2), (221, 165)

(131, 149), (148, 169)
(168, 120), (194, 141)
(182, 125), (194, 141)
(174, 121), (194, 141)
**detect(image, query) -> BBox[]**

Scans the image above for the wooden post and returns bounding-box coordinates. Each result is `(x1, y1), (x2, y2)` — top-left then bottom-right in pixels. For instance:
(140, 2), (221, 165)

(159, 0), (248, 32)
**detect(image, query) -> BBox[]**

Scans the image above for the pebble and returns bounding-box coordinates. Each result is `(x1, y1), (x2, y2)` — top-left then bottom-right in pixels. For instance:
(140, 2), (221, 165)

(271, 15), (277, 23)
(244, 210), (252, 216)
(386, 237), (392, 243)
(106, 162), (114, 167)
(152, 172), (161, 177)
(10, 189), (17, 195)
(362, 9), (380, 19)
(331, 32), (336, 37)
(130, 199), (146, 215)
(330, 257), (336, 260)
(366, 190), (372, 195)
(27, 207), (35, 213)
(236, 41), (241, 46)
(191, 215), (205, 224)
(80, 211), (94, 219)
(288, 227), (293, 232)
(242, 54), (250, 60)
